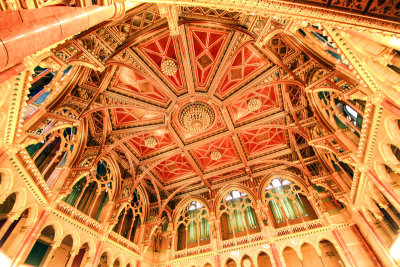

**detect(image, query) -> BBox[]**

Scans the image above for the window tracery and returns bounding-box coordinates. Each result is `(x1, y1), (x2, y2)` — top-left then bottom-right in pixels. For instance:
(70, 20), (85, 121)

(112, 189), (144, 243)
(218, 190), (260, 241)
(263, 178), (317, 227)
(63, 158), (115, 221)
(176, 201), (210, 250)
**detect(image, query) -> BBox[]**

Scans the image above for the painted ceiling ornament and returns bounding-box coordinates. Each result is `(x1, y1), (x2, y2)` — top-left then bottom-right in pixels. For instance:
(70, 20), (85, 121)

(144, 136), (158, 148)
(161, 59), (177, 76)
(210, 149), (222, 161)
(247, 97), (262, 112)
(178, 101), (215, 133)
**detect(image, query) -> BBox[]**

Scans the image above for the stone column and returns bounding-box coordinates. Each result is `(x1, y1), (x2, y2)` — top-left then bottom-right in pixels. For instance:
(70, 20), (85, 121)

(11, 210), (49, 267)
(270, 243), (283, 267)
(0, 212), (19, 240)
(42, 241), (60, 267)
(65, 250), (78, 267)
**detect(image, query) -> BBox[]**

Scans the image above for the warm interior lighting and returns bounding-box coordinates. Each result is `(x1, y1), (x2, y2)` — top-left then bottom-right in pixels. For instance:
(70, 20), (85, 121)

(390, 235), (400, 261)
(178, 101), (215, 133)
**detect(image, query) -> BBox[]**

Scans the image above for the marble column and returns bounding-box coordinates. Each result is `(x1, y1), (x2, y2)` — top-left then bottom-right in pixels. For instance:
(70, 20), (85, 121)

(42, 241), (60, 267)
(65, 250), (78, 267)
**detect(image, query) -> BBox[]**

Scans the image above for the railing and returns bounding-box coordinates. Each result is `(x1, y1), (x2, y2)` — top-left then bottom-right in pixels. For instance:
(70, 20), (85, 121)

(275, 219), (323, 236)
(222, 232), (263, 249)
(174, 244), (211, 259)
(109, 231), (140, 254)
(56, 202), (103, 232)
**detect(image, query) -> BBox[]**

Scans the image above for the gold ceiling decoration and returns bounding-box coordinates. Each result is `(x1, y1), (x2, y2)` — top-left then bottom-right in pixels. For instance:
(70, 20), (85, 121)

(178, 101), (215, 133)
(161, 60), (177, 76)
(247, 97), (262, 112)
(210, 149), (222, 161)
(144, 136), (158, 148)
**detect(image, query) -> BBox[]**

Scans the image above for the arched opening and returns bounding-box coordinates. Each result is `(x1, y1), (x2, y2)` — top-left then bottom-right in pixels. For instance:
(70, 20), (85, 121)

(24, 225), (55, 266)
(1, 208), (30, 256)
(300, 243), (324, 267)
(218, 190), (260, 240)
(112, 189), (144, 243)
(225, 258), (237, 267)
(63, 159), (115, 221)
(204, 263), (212, 267)
(114, 258), (121, 267)
(240, 255), (255, 267)
(26, 126), (78, 185)
(318, 240), (344, 266)
(257, 252), (272, 267)
(264, 178), (318, 228)
(391, 144), (400, 162)
(283, 247), (302, 267)
(175, 200), (210, 250)
(48, 234), (73, 266)
(0, 193), (16, 236)
(70, 242), (91, 266)
(98, 252), (109, 267)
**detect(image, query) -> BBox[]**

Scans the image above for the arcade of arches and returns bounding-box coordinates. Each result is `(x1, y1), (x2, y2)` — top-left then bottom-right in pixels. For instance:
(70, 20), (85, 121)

(1, 1), (400, 266)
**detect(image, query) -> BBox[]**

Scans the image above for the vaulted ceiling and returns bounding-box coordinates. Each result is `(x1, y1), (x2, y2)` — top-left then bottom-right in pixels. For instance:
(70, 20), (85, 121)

(51, 4), (359, 206)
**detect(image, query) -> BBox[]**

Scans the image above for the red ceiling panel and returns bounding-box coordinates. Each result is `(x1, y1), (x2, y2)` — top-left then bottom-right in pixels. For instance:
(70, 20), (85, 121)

(138, 33), (186, 94)
(217, 44), (271, 97)
(111, 107), (163, 127)
(127, 131), (176, 158)
(153, 154), (195, 182)
(187, 27), (230, 90)
(191, 136), (240, 171)
(227, 85), (280, 125)
(113, 67), (170, 105)
(240, 127), (286, 157)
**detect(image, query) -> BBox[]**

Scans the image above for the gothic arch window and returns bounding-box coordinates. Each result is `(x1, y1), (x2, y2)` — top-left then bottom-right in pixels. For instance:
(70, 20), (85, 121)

(26, 126), (78, 184)
(176, 200), (210, 251)
(63, 158), (116, 221)
(112, 189), (144, 243)
(218, 190), (260, 241)
(24, 65), (74, 119)
(263, 178), (317, 228)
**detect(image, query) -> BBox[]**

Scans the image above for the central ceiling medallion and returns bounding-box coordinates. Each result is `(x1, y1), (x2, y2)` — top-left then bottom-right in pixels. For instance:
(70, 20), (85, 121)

(144, 136), (158, 148)
(178, 101), (215, 133)
(161, 60), (177, 76)
(210, 149), (222, 161)
(247, 97), (262, 112)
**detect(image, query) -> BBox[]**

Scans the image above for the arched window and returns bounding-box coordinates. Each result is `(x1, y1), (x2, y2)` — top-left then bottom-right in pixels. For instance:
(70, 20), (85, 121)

(24, 65), (74, 119)
(26, 125), (78, 185)
(264, 178), (317, 227)
(176, 201), (210, 250)
(219, 190), (260, 241)
(112, 189), (144, 243)
(63, 159), (115, 221)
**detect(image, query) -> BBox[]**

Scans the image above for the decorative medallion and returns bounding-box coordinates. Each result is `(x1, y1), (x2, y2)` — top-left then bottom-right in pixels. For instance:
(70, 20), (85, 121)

(210, 149), (222, 161)
(144, 136), (158, 148)
(161, 60), (177, 76)
(178, 101), (215, 133)
(247, 97), (262, 112)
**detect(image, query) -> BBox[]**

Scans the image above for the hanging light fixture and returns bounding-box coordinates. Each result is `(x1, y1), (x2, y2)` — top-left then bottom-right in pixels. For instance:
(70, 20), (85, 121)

(210, 149), (222, 161)
(178, 101), (215, 133)
(247, 97), (262, 112)
(161, 60), (177, 76)
(144, 136), (158, 148)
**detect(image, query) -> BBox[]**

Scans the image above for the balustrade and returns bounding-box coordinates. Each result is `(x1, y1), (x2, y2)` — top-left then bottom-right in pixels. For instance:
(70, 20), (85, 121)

(221, 232), (264, 249)
(174, 244), (211, 259)
(56, 202), (103, 232)
(275, 219), (323, 236)
(108, 231), (140, 254)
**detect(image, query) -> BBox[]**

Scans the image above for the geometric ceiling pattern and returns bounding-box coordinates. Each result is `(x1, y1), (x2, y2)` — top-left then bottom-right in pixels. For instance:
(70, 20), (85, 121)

(52, 4), (359, 205)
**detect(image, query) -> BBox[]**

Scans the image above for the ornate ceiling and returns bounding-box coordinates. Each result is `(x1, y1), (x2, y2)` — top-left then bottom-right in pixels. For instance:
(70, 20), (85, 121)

(48, 3), (362, 208)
